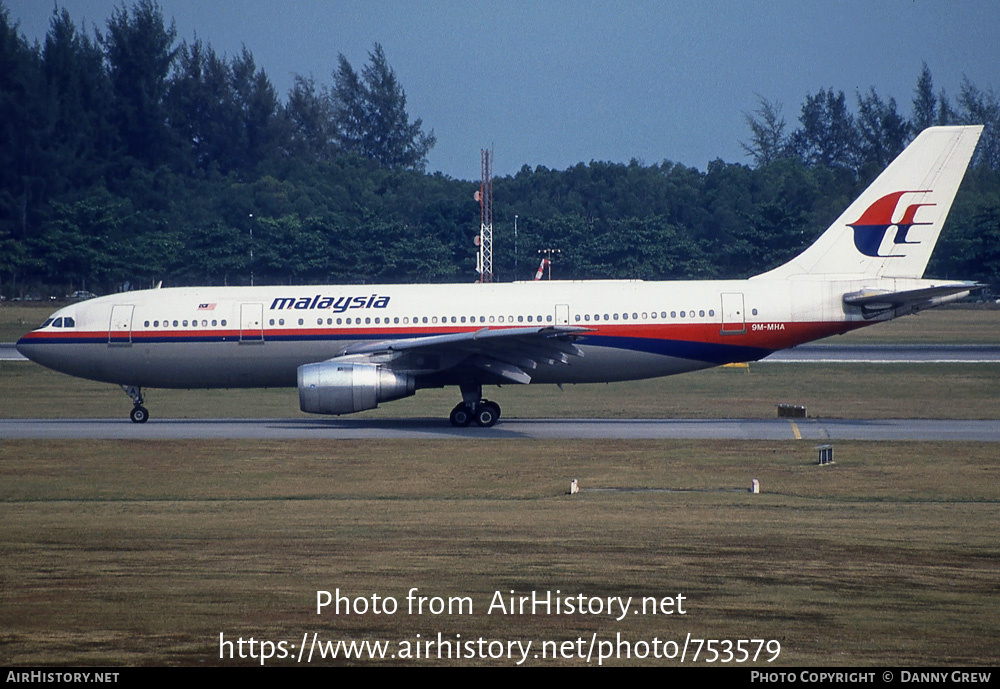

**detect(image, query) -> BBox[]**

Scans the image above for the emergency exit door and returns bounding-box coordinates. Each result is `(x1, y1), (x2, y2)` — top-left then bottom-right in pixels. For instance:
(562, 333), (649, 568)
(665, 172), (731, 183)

(108, 304), (134, 345)
(240, 303), (264, 343)
(555, 304), (569, 325)
(720, 292), (746, 335)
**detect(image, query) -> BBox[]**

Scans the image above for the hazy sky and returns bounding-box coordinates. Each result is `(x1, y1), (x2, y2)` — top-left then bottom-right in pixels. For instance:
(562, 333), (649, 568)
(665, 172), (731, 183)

(7, 0), (999, 180)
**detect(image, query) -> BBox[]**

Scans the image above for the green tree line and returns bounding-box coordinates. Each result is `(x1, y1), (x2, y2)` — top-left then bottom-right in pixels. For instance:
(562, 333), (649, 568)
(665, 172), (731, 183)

(1, 1), (998, 298)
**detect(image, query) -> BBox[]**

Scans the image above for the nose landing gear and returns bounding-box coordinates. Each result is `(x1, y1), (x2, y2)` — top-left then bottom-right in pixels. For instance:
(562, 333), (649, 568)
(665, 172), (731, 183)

(121, 385), (150, 423)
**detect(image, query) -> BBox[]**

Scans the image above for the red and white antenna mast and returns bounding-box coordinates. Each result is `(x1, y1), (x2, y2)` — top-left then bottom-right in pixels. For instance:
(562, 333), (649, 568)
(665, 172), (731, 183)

(477, 148), (494, 283)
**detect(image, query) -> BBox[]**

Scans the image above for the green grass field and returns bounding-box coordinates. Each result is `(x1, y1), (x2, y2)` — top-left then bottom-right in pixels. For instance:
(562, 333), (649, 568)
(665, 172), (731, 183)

(2, 305), (998, 666)
(2, 439), (998, 666)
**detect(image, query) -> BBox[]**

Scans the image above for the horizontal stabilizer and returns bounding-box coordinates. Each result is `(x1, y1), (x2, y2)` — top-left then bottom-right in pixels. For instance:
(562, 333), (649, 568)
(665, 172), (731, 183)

(843, 282), (981, 318)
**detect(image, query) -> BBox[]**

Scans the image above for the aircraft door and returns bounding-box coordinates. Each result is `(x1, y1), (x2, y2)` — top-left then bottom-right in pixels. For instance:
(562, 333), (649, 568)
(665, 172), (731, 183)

(109, 304), (134, 346)
(720, 292), (746, 335)
(240, 303), (264, 343)
(555, 304), (569, 325)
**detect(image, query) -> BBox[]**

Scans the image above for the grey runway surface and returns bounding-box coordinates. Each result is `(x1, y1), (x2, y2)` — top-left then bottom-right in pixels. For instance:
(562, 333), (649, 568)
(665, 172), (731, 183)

(763, 344), (1000, 363)
(0, 344), (26, 360)
(2, 417), (998, 441)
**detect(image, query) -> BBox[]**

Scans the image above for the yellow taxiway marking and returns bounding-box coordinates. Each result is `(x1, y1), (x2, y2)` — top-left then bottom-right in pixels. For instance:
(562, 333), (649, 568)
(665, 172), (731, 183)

(789, 420), (802, 440)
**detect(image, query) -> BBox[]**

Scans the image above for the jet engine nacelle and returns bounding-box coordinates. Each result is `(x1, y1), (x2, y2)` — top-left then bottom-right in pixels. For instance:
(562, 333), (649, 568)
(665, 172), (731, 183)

(297, 361), (415, 415)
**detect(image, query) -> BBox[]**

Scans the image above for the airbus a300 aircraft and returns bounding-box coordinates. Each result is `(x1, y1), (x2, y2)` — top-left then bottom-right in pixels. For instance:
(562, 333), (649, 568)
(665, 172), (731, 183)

(17, 126), (983, 426)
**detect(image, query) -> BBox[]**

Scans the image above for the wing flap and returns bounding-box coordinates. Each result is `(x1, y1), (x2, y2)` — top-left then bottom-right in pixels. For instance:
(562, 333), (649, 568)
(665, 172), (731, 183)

(333, 325), (591, 382)
(468, 356), (533, 384)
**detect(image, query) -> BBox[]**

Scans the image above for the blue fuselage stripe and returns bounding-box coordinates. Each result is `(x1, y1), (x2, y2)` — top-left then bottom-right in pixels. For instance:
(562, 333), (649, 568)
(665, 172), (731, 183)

(18, 330), (773, 363)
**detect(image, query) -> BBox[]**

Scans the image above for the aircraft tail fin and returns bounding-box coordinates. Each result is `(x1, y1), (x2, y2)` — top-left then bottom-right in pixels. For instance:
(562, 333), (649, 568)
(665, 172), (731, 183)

(753, 125), (983, 281)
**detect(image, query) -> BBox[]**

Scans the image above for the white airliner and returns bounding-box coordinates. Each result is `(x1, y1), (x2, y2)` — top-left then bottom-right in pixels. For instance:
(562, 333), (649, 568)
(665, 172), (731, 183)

(17, 126), (983, 426)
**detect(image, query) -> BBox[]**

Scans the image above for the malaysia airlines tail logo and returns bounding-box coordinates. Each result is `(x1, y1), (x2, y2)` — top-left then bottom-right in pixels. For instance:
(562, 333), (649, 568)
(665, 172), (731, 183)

(848, 190), (935, 257)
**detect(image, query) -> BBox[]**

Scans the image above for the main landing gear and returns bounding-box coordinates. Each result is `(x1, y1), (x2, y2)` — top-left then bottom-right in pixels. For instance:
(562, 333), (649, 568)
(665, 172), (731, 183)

(449, 400), (501, 427)
(121, 385), (149, 424)
(449, 383), (501, 427)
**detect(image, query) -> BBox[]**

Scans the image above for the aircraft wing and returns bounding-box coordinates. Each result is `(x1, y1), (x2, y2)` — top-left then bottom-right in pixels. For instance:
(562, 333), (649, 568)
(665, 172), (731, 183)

(843, 282), (982, 317)
(332, 325), (591, 384)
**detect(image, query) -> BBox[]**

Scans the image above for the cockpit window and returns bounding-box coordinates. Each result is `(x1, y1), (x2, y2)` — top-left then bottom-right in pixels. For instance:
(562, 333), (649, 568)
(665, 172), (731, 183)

(39, 315), (75, 329)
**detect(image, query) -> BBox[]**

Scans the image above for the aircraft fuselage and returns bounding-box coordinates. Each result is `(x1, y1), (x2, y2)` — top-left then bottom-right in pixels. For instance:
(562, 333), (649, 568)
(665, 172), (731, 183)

(18, 276), (922, 390)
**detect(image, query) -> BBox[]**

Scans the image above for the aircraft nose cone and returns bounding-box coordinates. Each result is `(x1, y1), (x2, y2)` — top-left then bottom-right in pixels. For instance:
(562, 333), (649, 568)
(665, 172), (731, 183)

(15, 336), (36, 362)
(15, 332), (53, 365)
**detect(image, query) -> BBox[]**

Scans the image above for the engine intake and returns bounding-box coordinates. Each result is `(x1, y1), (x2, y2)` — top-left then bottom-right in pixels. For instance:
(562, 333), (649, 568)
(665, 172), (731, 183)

(298, 361), (415, 415)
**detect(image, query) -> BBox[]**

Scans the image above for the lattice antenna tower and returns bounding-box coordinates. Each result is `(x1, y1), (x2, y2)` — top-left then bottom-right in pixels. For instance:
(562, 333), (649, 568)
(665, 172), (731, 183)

(478, 148), (494, 283)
